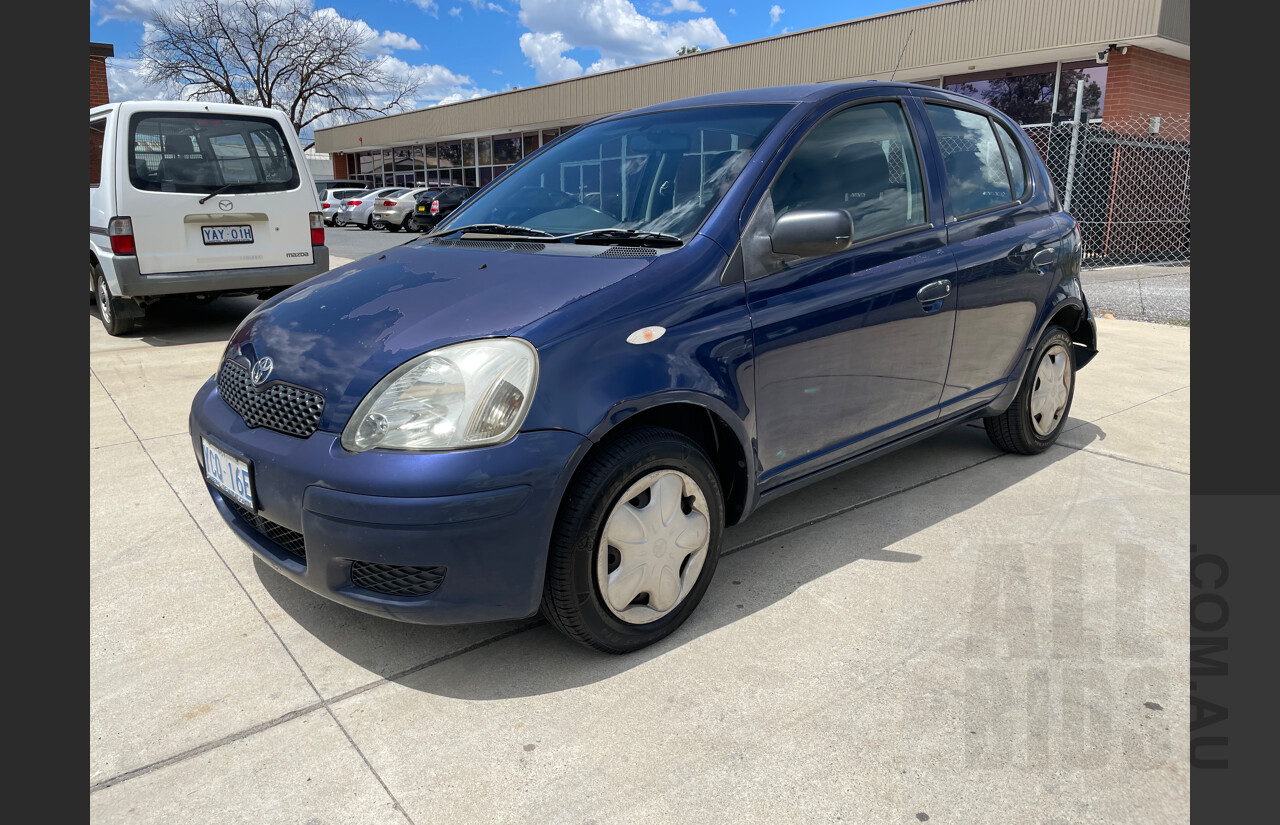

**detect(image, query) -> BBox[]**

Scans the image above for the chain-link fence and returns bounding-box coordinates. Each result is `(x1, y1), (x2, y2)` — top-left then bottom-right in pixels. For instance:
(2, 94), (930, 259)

(1023, 115), (1190, 267)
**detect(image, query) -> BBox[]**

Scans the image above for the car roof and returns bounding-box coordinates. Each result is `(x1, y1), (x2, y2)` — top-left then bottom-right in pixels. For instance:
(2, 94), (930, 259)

(609, 80), (946, 118)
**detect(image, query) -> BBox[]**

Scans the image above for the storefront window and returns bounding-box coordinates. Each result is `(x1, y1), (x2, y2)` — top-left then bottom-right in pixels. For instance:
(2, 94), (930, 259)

(523, 132), (540, 158)
(438, 142), (461, 169)
(462, 139), (475, 167)
(493, 136), (521, 165)
(1054, 61), (1107, 121)
(945, 63), (1058, 125)
(478, 138), (492, 166)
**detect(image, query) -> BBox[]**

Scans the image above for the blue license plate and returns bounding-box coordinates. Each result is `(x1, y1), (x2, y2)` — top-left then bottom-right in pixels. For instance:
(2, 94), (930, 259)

(202, 437), (254, 509)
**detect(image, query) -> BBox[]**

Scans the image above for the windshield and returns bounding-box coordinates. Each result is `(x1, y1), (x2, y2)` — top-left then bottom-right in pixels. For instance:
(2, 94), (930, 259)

(434, 104), (791, 239)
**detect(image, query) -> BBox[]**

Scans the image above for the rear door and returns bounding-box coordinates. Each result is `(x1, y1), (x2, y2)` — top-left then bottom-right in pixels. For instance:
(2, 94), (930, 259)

(912, 96), (1067, 410)
(119, 108), (315, 275)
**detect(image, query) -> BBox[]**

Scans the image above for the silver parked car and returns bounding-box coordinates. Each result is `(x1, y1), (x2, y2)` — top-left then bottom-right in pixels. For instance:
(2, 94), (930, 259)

(372, 187), (439, 232)
(319, 187), (365, 226)
(337, 187), (408, 230)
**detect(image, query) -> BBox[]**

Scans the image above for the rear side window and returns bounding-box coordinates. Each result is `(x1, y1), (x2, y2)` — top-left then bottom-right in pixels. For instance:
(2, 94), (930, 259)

(129, 112), (300, 194)
(994, 122), (1028, 202)
(924, 104), (1014, 217)
(90, 118), (106, 187)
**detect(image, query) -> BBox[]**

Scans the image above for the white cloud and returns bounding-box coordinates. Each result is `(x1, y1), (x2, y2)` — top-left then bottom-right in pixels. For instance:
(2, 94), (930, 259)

(517, 0), (728, 83)
(94, 0), (168, 24)
(769, 4), (784, 25)
(519, 31), (584, 82)
(449, 6), (462, 15)
(652, 0), (705, 13)
(407, 0), (439, 15)
(369, 31), (423, 53)
(729, 7), (736, 14)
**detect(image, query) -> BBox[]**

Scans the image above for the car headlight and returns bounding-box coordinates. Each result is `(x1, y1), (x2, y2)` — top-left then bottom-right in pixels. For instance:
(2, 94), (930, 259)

(341, 338), (539, 452)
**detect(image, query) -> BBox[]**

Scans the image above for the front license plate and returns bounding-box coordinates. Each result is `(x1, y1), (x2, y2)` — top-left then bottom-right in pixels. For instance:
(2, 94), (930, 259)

(201, 225), (254, 245)
(202, 437), (255, 510)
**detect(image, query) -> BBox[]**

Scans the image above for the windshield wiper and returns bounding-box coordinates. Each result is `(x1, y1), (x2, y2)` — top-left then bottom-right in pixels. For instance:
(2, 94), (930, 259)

(559, 228), (683, 247)
(198, 182), (242, 205)
(428, 223), (555, 238)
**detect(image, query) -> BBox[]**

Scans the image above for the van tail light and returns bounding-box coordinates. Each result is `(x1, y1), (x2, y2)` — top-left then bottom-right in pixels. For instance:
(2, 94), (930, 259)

(309, 212), (324, 246)
(382, 200), (396, 206)
(108, 216), (136, 255)
(430, 200), (440, 214)
(321, 202), (331, 209)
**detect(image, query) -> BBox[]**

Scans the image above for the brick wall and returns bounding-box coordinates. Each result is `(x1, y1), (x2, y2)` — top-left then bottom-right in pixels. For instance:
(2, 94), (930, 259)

(90, 43), (113, 108)
(1102, 46), (1190, 132)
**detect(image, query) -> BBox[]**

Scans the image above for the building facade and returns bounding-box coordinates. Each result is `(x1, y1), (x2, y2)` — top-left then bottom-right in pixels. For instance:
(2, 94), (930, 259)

(315, 0), (1190, 192)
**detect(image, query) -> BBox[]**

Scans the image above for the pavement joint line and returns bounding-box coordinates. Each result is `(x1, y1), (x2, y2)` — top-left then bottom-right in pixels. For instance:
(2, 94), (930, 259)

(123, 436), (419, 821)
(1056, 441), (1190, 476)
(1061, 384), (1190, 435)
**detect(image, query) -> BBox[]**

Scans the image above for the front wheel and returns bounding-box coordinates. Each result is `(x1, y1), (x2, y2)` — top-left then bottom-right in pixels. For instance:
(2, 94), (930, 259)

(983, 325), (1076, 454)
(541, 427), (724, 654)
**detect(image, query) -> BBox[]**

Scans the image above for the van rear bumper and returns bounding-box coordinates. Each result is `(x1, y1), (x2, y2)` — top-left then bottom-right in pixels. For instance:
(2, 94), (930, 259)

(111, 247), (330, 297)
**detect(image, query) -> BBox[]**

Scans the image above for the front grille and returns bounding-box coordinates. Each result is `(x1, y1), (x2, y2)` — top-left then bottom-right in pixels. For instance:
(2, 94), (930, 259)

(227, 500), (306, 559)
(217, 360), (324, 438)
(350, 562), (446, 597)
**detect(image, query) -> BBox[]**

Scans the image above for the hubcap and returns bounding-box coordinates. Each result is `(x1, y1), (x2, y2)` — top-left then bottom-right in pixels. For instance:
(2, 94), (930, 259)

(1029, 343), (1072, 436)
(597, 469), (711, 624)
(97, 279), (112, 324)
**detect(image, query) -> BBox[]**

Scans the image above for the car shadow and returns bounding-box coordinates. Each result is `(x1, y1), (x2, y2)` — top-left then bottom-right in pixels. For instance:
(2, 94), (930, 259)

(254, 420), (1104, 698)
(90, 295), (262, 346)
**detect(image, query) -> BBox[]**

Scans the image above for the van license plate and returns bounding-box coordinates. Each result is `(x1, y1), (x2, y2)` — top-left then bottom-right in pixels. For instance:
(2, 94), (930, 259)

(202, 225), (254, 245)
(202, 437), (255, 510)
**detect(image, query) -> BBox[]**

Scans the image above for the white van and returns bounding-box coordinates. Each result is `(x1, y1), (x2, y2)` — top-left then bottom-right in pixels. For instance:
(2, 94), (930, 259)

(90, 100), (330, 335)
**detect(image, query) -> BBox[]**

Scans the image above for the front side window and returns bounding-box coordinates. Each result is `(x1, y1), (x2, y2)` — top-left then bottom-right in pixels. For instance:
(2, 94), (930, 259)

(129, 112), (299, 194)
(925, 104), (1014, 217)
(436, 104), (791, 238)
(770, 100), (927, 242)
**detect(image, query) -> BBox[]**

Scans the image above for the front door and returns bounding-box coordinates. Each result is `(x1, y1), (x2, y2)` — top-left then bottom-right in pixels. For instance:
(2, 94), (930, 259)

(743, 99), (957, 489)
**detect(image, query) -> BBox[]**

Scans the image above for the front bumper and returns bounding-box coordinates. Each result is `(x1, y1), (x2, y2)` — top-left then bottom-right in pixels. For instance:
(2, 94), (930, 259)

(189, 376), (591, 624)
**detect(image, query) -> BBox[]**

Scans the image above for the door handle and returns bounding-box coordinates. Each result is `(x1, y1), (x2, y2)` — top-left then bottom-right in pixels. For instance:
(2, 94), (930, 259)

(917, 279), (952, 304)
(1032, 247), (1056, 270)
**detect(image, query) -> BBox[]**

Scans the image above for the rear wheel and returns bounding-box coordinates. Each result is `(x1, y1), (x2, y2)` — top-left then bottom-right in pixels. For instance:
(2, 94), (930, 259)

(359, 218), (370, 231)
(388, 218), (402, 232)
(983, 325), (1075, 454)
(372, 217), (387, 230)
(94, 265), (135, 336)
(404, 215), (419, 232)
(541, 427), (724, 654)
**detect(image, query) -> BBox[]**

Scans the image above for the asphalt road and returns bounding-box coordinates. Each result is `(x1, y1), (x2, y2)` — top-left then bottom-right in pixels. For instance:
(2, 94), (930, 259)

(324, 219), (427, 263)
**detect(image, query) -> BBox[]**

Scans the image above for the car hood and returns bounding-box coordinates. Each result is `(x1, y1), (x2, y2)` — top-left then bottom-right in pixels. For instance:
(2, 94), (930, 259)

(223, 242), (655, 432)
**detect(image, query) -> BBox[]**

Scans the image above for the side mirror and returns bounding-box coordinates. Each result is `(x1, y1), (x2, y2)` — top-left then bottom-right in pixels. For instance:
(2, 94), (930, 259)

(770, 209), (854, 257)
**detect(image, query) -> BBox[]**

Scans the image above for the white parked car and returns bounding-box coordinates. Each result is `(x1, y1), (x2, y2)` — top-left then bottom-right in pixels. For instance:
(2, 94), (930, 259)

(89, 99), (329, 335)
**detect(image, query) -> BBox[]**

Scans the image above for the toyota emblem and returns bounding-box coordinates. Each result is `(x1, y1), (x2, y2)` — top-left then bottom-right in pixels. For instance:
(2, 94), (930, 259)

(218, 199), (234, 211)
(250, 356), (274, 387)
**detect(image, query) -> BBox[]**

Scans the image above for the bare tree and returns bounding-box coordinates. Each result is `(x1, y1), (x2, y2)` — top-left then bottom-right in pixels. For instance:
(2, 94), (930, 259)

(139, 0), (419, 134)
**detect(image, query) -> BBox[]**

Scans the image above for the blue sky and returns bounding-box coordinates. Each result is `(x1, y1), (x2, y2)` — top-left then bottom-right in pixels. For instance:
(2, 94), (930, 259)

(90, 0), (916, 136)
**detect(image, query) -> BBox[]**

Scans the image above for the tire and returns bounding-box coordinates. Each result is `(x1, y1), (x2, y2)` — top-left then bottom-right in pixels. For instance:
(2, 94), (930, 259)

(541, 427), (724, 654)
(983, 325), (1076, 454)
(334, 215), (347, 227)
(359, 218), (370, 231)
(372, 218), (387, 231)
(404, 215), (418, 233)
(94, 265), (135, 336)
(387, 218), (402, 232)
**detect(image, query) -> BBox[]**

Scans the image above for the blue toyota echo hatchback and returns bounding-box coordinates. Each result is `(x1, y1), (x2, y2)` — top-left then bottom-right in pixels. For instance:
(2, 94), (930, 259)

(190, 82), (1097, 653)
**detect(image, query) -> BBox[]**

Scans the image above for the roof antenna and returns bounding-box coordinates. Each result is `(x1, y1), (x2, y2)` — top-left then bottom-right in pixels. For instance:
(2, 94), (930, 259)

(889, 28), (913, 81)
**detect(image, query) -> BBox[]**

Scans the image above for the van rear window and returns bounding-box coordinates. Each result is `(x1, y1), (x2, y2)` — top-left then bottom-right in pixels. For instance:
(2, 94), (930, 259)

(128, 112), (300, 194)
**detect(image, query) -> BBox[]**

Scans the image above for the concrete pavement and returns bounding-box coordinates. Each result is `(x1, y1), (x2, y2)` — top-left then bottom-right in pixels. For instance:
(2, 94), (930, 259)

(90, 300), (1190, 823)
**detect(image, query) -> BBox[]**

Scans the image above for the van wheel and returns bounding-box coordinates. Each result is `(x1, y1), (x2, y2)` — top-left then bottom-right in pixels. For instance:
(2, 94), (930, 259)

(95, 266), (134, 336)
(983, 325), (1075, 454)
(541, 427), (724, 654)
